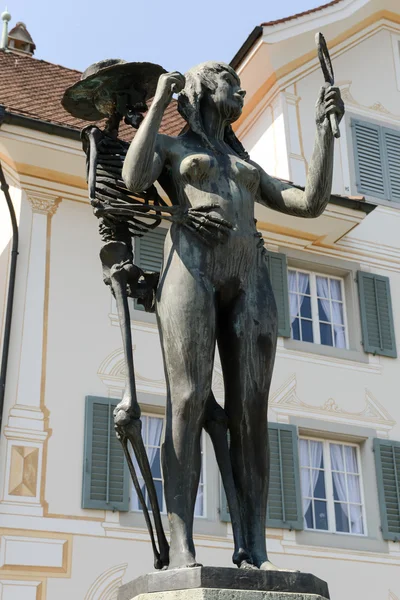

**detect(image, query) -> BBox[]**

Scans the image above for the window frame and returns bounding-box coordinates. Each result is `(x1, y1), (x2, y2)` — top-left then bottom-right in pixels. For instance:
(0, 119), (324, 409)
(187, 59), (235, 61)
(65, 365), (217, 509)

(129, 411), (207, 519)
(299, 436), (368, 537)
(288, 267), (350, 350)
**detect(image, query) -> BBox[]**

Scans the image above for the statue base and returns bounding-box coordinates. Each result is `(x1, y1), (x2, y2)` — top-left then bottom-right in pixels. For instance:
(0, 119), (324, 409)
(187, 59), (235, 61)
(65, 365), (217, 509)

(118, 567), (330, 600)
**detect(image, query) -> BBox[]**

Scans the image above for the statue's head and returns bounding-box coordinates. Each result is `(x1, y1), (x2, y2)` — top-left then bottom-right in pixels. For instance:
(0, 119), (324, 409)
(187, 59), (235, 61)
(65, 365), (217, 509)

(178, 62), (248, 159)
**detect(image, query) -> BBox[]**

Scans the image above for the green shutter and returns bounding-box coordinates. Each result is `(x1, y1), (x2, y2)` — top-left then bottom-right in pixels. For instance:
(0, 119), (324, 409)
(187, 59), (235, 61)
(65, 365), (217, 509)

(351, 119), (387, 199)
(82, 396), (129, 511)
(374, 438), (400, 541)
(357, 271), (397, 358)
(383, 127), (400, 202)
(267, 423), (303, 530)
(135, 227), (167, 272)
(265, 251), (290, 337)
(219, 423), (303, 531)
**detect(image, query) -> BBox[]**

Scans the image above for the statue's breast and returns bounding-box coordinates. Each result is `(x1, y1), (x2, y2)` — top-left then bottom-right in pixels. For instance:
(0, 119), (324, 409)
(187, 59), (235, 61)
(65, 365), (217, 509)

(179, 153), (218, 183)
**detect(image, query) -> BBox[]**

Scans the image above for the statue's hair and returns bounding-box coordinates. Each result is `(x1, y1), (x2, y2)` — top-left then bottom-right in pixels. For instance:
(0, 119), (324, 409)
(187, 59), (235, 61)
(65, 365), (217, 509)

(177, 61), (249, 161)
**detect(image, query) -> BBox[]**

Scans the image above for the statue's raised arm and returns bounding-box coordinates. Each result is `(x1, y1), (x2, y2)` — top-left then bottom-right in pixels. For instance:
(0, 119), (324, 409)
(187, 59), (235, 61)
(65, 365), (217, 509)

(250, 84), (344, 218)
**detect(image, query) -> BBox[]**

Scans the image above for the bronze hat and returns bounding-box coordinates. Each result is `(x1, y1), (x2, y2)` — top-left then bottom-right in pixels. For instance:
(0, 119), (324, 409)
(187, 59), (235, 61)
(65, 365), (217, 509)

(62, 59), (166, 121)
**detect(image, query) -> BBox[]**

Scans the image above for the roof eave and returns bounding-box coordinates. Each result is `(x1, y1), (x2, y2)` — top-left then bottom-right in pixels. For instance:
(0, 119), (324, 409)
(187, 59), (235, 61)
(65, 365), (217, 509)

(230, 25), (263, 71)
(0, 106), (81, 141)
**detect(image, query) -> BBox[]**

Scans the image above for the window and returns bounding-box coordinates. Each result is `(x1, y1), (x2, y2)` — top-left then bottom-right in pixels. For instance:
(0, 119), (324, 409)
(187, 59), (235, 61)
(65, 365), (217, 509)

(130, 414), (205, 517)
(351, 118), (400, 201)
(288, 269), (348, 348)
(299, 438), (366, 535)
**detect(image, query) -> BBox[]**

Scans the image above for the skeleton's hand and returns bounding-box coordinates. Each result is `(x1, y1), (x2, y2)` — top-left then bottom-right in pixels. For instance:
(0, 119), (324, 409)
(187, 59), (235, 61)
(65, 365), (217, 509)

(315, 84), (344, 131)
(177, 204), (233, 246)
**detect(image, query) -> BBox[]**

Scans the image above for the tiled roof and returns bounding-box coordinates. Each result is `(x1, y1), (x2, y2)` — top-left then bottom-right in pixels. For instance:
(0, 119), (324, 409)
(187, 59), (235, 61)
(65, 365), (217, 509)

(261, 0), (344, 27)
(0, 50), (185, 140)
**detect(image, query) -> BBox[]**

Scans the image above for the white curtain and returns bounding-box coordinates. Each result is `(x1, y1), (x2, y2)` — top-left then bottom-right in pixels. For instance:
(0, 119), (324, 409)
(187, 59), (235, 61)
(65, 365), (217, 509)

(330, 444), (363, 534)
(131, 416), (163, 511)
(300, 440), (323, 524)
(316, 277), (346, 348)
(289, 271), (309, 324)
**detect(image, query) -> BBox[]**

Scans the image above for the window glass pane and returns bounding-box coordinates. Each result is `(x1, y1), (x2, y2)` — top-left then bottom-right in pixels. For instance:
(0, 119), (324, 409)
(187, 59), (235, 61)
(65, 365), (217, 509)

(299, 272), (310, 295)
(288, 270), (297, 292)
(335, 502), (350, 533)
(330, 278), (342, 301)
(195, 486), (204, 516)
(332, 301), (344, 325)
(318, 298), (331, 322)
(320, 322), (333, 346)
(289, 293), (299, 316)
(300, 295), (312, 319)
(314, 469), (326, 499)
(316, 276), (329, 298)
(301, 319), (313, 342)
(292, 318), (300, 340)
(310, 440), (324, 468)
(301, 468), (312, 497)
(347, 475), (361, 504)
(299, 439), (310, 467)
(314, 499), (329, 530)
(349, 504), (364, 534)
(151, 448), (162, 479)
(344, 446), (359, 473)
(304, 499), (314, 529)
(334, 326), (346, 349)
(330, 444), (345, 472)
(332, 472), (348, 502)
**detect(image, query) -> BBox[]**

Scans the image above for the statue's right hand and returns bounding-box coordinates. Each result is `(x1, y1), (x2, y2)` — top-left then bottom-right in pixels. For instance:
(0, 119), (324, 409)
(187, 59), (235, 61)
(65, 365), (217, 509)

(154, 71), (186, 108)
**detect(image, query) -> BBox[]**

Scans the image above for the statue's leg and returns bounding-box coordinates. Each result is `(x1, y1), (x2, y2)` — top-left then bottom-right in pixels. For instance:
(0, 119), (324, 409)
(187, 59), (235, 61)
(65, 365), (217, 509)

(156, 252), (216, 570)
(217, 259), (278, 570)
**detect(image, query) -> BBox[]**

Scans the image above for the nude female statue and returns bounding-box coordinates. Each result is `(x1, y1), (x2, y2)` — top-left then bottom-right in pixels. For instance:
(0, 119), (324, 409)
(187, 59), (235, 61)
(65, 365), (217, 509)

(121, 62), (344, 570)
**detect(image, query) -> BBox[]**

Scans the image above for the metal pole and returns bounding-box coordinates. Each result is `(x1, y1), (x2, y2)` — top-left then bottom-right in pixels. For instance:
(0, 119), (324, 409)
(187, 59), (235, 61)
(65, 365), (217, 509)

(0, 161), (19, 432)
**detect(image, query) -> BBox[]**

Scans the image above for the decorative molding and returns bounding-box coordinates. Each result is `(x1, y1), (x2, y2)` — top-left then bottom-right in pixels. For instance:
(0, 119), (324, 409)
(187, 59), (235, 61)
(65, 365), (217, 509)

(85, 563), (128, 600)
(8, 446), (39, 497)
(0, 535), (68, 573)
(389, 591), (400, 600)
(339, 80), (400, 122)
(270, 373), (395, 435)
(26, 192), (62, 216)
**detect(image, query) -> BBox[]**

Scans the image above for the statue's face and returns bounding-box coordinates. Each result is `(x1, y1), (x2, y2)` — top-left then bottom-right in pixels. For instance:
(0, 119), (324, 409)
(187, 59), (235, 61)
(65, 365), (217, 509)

(208, 69), (246, 122)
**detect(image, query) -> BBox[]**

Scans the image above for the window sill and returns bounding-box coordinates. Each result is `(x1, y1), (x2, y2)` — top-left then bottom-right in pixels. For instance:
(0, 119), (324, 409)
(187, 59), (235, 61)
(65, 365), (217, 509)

(296, 528), (388, 554)
(281, 337), (369, 364)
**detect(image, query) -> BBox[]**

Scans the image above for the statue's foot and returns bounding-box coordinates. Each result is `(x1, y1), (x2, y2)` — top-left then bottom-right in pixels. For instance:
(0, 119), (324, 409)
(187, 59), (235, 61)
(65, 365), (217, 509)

(238, 560), (258, 570)
(168, 551), (202, 570)
(258, 560), (299, 572)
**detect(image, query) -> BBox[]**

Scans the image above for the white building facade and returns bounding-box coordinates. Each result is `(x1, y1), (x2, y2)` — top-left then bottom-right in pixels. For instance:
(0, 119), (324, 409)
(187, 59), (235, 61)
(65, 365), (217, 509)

(0, 0), (400, 598)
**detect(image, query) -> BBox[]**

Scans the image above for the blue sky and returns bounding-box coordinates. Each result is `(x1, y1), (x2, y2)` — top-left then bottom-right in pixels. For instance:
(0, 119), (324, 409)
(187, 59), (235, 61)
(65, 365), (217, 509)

(9, 0), (325, 72)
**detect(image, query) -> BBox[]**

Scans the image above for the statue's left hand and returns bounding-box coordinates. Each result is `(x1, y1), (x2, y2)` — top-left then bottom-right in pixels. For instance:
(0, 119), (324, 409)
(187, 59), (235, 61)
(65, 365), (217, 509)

(315, 85), (344, 131)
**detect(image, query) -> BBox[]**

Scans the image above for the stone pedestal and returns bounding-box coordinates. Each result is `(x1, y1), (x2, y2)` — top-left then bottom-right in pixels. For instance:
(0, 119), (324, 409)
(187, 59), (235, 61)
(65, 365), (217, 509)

(118, 567), (329, 600)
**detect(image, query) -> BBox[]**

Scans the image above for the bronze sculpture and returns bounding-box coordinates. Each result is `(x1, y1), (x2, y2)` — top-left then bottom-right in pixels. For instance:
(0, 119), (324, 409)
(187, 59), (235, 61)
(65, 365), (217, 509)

(63, 50), (344, 572)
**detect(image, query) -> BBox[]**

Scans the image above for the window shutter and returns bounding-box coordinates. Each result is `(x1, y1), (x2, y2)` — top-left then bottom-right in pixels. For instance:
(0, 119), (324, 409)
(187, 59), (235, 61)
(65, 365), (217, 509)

(383, 127), (400, 202)
(265, 251), (290, 337)
(82, 396), (129, 511)
(219, 423), (303, 531)
(373, 438), (400, 541)
(357, 271), (397, 358)
(267, 423), (303, 530)
(351, 119), (387, 199)
(135, 227), (167, 272)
